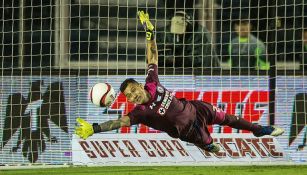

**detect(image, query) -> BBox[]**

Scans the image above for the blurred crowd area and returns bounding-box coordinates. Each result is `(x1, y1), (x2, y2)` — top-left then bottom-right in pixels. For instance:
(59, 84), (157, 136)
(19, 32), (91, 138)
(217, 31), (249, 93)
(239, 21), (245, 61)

(1, 0), (307, 70)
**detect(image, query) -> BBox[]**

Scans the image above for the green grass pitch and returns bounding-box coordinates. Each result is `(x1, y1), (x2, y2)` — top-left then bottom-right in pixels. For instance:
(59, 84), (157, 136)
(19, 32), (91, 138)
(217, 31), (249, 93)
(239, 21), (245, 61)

(1, 165), (307, 175)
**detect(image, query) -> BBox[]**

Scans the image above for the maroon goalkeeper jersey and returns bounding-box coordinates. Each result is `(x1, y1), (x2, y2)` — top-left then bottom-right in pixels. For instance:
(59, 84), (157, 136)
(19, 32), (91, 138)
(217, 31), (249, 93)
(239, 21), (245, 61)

(128, 64), (200, 139)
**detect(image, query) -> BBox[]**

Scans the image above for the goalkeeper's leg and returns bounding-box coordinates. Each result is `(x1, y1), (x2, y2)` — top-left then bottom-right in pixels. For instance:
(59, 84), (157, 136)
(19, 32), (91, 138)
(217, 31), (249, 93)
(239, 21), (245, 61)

(218, 114), (284, 137)
(202, 102), (285, 137)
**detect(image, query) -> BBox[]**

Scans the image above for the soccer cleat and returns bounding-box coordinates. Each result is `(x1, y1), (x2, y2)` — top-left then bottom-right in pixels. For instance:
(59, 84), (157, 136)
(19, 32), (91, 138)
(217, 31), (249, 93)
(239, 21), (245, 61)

(203, 142), (220, 153)
(253, 126), (285, 137)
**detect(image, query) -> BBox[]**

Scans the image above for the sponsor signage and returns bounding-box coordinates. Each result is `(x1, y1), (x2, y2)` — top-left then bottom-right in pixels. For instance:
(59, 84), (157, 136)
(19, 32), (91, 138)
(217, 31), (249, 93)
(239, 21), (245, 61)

(1, 75), (305, 164)
(72, 133), (285, 164)
(276, 76), (307, 162)
(0, 76), (76, 164)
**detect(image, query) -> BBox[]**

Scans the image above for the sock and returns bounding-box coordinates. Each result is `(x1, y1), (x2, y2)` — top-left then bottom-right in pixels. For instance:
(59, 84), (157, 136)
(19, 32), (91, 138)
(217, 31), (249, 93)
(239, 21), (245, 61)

(220, 114), (262, 133)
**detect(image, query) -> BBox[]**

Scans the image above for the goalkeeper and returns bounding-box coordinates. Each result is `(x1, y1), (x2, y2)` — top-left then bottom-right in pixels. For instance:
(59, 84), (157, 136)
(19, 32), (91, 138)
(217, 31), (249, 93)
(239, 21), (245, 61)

(75, 11), (284, 153)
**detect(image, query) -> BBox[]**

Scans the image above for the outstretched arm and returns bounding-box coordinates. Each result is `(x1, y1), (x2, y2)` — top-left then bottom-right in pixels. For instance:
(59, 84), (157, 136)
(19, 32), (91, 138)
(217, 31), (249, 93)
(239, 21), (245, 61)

(138, 11), (158, 65)
(75, 116), (131, 139)
(94, 115), (131, 132)
(146, 40), (158, 65)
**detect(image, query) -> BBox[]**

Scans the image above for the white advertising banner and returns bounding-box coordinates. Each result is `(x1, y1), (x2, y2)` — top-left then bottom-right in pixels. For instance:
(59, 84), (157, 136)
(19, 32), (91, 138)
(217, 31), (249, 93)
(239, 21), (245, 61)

(72, 133), (286, 165)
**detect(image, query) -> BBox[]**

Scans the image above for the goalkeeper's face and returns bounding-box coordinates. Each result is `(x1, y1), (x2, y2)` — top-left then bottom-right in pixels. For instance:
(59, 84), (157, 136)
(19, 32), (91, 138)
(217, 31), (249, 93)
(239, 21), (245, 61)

(123, 82), (149, 104)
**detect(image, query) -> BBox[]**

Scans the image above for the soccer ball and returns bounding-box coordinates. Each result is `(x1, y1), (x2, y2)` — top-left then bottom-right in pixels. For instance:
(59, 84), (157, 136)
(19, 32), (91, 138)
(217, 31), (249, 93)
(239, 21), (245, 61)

(89, 83), (116, 107)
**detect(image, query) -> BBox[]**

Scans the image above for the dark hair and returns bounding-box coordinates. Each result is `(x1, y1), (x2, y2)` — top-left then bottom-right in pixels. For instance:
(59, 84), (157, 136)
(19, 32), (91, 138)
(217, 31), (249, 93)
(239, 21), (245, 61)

(120, 78), (139, 93)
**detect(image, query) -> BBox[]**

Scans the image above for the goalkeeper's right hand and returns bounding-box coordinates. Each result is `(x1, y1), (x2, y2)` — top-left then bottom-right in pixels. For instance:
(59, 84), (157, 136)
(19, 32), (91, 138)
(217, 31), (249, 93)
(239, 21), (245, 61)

(138, 10), (155, 41)
(75, 118), (94, 140)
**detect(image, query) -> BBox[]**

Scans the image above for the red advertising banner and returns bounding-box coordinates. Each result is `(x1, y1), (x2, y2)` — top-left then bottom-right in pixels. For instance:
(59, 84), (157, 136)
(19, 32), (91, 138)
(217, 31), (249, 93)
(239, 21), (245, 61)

(108, 90), (268, 134)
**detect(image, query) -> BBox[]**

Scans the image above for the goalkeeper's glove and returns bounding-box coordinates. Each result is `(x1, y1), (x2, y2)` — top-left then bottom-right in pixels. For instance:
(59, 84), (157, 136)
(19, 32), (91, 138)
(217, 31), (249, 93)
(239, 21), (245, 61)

(75, 118), (94, 140)
(138, 10), (155, 41)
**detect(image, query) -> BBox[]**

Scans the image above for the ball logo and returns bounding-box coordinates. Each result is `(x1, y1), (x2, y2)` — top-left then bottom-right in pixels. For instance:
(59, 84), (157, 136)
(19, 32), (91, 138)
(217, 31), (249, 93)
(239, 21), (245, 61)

(105, 94), (116, 107)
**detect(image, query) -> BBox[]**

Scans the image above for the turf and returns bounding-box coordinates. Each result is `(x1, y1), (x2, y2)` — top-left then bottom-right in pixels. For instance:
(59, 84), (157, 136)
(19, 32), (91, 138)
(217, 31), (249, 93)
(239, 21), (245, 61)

(1, 165), (307, 175)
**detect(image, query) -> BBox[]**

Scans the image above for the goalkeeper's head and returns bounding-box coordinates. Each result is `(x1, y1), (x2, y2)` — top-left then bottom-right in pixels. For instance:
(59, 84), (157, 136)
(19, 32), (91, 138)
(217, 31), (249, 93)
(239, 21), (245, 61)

(120, 78), (151, 105)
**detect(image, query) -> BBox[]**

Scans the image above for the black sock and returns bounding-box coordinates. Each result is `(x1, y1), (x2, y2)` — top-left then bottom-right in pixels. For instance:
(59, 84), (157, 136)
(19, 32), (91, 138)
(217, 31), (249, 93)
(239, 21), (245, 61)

(220, 114), (262, 133)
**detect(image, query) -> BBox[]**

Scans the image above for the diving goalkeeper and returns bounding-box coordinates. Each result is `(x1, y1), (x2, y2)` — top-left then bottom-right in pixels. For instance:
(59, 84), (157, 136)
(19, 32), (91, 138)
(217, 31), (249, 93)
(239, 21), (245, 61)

(75, 11), (284, 153)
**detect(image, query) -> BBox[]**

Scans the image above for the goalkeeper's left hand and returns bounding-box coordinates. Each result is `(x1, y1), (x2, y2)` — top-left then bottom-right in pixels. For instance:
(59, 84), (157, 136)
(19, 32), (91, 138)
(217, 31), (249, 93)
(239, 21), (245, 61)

(138, 10), (155, 41)
(75, 118), (94, 140)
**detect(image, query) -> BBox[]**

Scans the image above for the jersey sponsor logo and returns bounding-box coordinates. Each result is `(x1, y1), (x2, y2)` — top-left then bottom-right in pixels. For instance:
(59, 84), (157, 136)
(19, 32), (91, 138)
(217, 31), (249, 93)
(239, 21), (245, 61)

(156, 91), (173, 116)
(161, 91), (173, 110)
(108, 90), (268, 133)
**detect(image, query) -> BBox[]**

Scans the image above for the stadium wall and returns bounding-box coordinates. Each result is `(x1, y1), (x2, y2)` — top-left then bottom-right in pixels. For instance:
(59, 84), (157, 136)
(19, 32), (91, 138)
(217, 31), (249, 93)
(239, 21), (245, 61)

(0, 73), (306, 165)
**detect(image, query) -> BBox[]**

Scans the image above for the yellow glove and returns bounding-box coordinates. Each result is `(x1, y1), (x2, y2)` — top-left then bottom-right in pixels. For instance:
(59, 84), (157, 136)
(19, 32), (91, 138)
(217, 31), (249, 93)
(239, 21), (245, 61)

(137, 10), (154, 40)
(75, 118), (94, 140)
